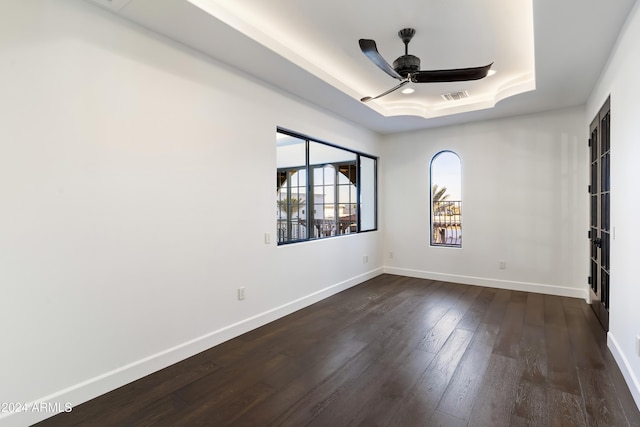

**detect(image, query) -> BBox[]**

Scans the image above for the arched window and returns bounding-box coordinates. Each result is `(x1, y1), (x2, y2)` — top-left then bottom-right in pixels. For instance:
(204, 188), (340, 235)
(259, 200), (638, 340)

(430, 151), (462, 247)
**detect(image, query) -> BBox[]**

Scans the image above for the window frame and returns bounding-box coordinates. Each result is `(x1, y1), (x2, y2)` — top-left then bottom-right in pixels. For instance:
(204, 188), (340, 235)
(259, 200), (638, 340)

(276, 128), (377, 245)
(430, 150), (462, 248)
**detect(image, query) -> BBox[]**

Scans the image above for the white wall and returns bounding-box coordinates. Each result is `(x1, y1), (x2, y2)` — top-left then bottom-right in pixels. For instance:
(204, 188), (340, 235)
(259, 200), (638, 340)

(383, 107), (588, 298)
(0, 1), (383, 425)
(587, 0), (640, 408)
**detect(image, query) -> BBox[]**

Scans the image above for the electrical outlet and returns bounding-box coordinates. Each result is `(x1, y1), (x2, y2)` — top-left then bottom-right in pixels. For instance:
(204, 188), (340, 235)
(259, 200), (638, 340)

(636, 335), (640, 356)
(237, 287), (246, 300)
(499, 260), (506, 269)
(363, 255), (369, 264)
(389, 251), (394, 259)
(264, 233), (271, 244)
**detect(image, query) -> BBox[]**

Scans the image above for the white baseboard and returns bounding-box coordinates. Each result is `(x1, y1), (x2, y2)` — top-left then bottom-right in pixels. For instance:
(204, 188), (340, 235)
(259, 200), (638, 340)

(607, 332), (640, 410)
(1, 267), (383, 427)
(384, 267), (588, 300)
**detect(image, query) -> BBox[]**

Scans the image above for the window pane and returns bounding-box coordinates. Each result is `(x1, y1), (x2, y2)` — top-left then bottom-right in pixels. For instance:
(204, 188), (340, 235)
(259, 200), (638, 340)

(360, 155), (376, 231)
(322, 184), (335, 203)
(337, 185), (353, 203)
(276, 169), (307, 243)
(309, 141), (356, 165)
(277, 133), (305, 169)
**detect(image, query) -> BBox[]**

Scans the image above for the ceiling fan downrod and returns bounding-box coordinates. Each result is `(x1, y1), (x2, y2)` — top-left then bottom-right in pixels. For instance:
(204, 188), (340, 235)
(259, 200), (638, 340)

(398, 28), (415, 55)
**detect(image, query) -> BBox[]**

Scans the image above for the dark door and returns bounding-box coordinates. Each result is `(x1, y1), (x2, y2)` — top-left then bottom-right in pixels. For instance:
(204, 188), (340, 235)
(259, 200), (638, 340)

(589, 97), (610, 331)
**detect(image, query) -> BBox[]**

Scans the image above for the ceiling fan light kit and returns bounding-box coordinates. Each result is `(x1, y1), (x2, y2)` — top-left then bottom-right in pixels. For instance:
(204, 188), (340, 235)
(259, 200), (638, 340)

(359, 28), (493, 102)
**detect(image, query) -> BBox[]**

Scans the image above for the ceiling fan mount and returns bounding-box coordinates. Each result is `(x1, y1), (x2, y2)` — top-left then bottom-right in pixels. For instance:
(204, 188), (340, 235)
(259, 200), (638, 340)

(358, 28), (493, 102)
(398, 28), (416, 45)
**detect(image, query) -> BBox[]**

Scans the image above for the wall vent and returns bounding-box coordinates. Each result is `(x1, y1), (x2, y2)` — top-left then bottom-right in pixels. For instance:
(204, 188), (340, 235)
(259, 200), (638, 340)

(441, 90), (469, 101)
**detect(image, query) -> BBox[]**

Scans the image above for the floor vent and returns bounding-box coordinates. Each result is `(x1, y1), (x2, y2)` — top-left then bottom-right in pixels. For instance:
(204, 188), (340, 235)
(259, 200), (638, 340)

(441, 90), (469, 101)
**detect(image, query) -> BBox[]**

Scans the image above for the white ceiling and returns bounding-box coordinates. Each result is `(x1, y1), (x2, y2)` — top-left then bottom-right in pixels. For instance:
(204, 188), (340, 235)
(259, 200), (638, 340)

(88, 0), (637, 134)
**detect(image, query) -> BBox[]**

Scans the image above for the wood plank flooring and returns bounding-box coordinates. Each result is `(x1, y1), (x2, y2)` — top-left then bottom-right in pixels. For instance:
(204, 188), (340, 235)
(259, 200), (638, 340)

(36, 274), (640, 426)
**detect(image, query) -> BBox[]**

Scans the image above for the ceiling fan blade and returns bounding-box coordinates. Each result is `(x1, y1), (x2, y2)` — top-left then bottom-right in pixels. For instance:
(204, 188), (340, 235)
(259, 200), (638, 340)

(412, 63), (493, 83)
(359, 39), (403, 80)
(361, 79), (410, 102)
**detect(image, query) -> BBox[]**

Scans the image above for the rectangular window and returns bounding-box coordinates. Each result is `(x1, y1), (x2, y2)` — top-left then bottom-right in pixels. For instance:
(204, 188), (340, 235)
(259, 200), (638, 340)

(276, 129), (377, 244)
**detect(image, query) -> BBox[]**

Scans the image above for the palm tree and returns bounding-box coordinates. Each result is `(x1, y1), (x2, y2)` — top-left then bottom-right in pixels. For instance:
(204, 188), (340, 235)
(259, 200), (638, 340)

(277, 197), (305, 217)
(432, 185), (451, 214)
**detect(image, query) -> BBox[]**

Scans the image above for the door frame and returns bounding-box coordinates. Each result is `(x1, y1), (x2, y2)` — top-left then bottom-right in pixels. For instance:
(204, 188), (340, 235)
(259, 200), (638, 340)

(589, 97), (611, 331)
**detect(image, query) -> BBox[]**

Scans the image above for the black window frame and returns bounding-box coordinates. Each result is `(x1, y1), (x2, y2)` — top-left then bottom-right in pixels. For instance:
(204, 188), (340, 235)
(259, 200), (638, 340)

(276, 128), (377, 245)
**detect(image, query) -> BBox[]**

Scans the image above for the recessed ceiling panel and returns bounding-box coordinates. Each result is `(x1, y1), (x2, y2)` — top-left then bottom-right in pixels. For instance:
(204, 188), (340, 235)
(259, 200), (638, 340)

(186, 0), (536, 119)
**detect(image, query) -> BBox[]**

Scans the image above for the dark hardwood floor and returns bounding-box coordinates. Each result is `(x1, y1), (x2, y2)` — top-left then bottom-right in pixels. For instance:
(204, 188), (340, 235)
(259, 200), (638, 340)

(36, 274), (640, 426)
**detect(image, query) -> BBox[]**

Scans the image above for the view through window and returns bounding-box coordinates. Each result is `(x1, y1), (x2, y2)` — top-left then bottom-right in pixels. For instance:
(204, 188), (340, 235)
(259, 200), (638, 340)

(276, 129), (377, 244)
(431, 151), (462, 247)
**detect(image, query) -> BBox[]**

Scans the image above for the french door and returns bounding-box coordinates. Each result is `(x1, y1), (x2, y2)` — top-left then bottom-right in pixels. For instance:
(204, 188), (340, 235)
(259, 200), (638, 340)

(589, 97), (610, 331)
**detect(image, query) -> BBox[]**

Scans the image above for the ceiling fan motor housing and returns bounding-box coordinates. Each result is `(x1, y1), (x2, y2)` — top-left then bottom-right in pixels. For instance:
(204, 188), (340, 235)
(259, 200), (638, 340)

(393, 54), (420, 77)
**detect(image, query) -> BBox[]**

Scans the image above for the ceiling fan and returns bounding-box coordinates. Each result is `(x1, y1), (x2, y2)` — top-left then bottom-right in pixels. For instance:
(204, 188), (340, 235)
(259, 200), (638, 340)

(359, 28), (493, 102)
